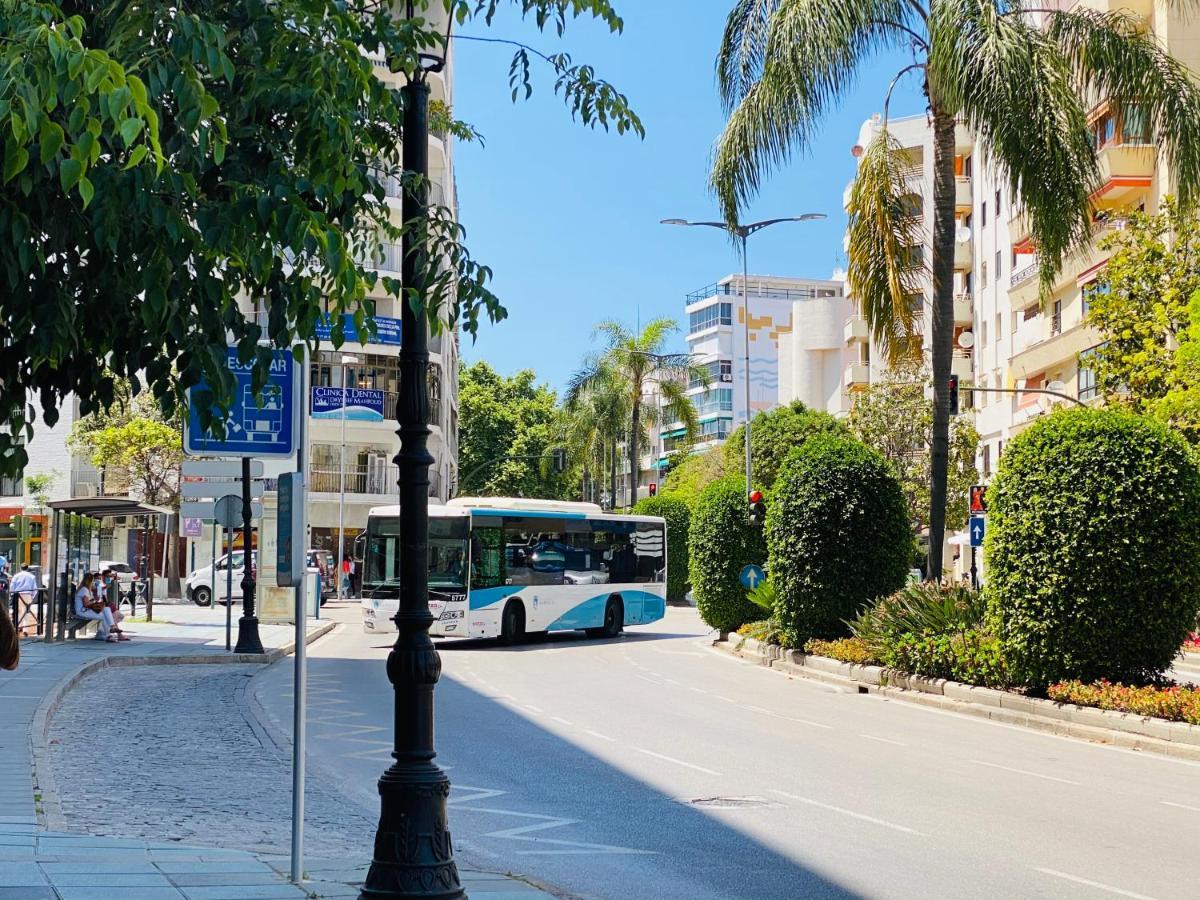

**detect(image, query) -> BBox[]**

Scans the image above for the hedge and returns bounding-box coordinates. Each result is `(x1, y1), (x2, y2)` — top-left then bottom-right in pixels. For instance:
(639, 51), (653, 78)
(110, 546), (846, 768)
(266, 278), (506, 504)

(633, 494), (690, 602)
(688, 475), (765, 632)
(986, 407), (1200, 686)
(766, 434), (912, 647)
(723, 401), (849, 491)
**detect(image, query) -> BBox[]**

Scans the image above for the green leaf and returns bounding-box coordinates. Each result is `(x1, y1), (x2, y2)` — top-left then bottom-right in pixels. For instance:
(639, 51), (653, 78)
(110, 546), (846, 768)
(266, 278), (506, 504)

(38, 120), (64, 164)
(119, 117), (143, 146)
(78, 175), (94, 209)
(4, 147), (29, 184)
(59, 157), (82, 191)
(123, 144), (148, 170)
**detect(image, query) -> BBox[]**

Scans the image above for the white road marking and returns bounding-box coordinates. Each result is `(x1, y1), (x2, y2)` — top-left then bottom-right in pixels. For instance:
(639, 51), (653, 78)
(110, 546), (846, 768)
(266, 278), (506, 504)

(552, 716), (574, 727)
(715, 695), (736, 704)
(746, 705), (834, 730)
(1161, 800), (1200, 813)
(859, 734), (907, 747)
(769, 790), (925, 836)
(689, 687), (708, 695)
(523, 704), (543, 714)
(1034, 867), (1161, 900)
(971, 759), (1080, 786)
(585, 730), (616, 742)
(634, 748), (722, 776)
(663, 679), (682, 687)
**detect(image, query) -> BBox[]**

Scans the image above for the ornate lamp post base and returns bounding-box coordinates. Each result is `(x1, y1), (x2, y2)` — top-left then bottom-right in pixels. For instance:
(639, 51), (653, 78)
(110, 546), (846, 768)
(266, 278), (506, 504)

(234, 616), (264, 655)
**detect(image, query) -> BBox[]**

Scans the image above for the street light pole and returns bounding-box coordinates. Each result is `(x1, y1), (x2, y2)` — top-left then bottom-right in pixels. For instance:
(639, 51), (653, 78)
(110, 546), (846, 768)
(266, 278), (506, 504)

(338, 354), (360, 605)
(660, 215), (825, 496)
(360, 34), (463, 899)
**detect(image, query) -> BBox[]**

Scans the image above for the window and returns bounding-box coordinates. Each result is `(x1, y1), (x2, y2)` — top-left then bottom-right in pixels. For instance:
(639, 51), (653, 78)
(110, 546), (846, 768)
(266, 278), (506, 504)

(982, 443), (991, 476)
(979, 375), (988, 407)
(981, 201), (987, 228)
(995, 189), (1001, 216)
(0, 472), (21, 497)
(1079, 349), (1099, 401)
(995, 250), (1002, 278)
(688, 303), (733, 334)
(696, 388), (734, 415)
(963, 154), (973, 178)
(689, 359), (732, 389)
(1123, 105), (1151, 144)
(699, 418), (732, 439)
(996, 313), (1002, 339)
(981, 260), (988, 289)
(980, 320), (988, 348)
(899, 245), (923, 269)
(1051, 300), (1062, 336)
(1082, 280), (1108, 317)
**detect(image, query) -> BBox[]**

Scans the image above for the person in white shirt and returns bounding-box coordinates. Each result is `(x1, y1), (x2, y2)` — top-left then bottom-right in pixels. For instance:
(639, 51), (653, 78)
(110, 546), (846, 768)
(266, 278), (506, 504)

(74, 574), (116, 642)
(9, 564), (37, 635)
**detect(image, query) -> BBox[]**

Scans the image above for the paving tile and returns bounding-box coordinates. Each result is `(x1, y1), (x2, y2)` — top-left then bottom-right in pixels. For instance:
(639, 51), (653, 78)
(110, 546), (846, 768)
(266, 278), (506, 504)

(469, 892), (554, 899)
(41, 861), (160, 874)
(167, 873), (286, 887)
(49, 872), (177, 887)
(0, 835), (36, 848)
(0, 887), (57, 899)
(0, 860), (49, 886)
(156, 860), (273, 875)
(55, 887), (185, 900)
(179, 885), (307, 900)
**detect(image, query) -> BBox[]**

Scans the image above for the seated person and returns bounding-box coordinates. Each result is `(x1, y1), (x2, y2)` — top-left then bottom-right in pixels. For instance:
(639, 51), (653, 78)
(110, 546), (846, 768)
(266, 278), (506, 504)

(74, 574), (119, 643)
(99, 569), (129, 639)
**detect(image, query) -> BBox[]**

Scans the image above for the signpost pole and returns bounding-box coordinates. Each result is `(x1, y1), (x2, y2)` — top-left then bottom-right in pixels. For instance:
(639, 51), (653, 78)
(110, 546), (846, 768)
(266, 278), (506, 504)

(234, 456), (264, 654)
(210, 524), (217, 617)
(225, 527), (232, 652)
(970, 546), (978, 590)
(290, 350), (309, 885)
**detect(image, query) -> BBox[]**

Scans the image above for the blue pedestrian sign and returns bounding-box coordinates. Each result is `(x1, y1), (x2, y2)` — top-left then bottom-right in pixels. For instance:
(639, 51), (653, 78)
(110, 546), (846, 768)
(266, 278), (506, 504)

(740, 564), (766, 590)
(970, 516), (986, 547)
(184, 347), (299, 458)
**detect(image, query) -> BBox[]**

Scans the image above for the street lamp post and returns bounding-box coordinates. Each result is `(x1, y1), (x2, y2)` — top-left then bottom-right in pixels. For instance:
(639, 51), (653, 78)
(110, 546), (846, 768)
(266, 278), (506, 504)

(360, 9), (462, 896)
(660, 216), (825, 496)
(338, 354), (360, 604)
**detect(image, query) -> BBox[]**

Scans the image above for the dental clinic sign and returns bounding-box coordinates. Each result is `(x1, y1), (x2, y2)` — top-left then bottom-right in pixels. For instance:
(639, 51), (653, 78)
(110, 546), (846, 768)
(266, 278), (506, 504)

(311, 386), (386, 422)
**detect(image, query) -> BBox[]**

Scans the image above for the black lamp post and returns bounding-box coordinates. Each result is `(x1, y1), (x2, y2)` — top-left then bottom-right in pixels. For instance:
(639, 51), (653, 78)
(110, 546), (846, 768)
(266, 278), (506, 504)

(234, 455), (264, 654)
(360, 5), (463, 896)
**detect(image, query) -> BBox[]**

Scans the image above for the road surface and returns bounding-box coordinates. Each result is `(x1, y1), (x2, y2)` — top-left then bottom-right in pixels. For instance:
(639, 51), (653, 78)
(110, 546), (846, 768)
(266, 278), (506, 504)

(253, 604), (1200, 900)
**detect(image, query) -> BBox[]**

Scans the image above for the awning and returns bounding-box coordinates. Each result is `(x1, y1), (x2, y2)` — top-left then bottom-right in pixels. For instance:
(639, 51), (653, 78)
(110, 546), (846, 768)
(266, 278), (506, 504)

(948, 531), (972, 546)
(47, 497), (172, 519)
(660, 427), (687, 439)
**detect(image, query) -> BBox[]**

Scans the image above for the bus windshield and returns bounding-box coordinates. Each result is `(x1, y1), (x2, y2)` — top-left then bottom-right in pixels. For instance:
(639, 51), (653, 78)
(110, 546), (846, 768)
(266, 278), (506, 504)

(364, 515), (470, 592)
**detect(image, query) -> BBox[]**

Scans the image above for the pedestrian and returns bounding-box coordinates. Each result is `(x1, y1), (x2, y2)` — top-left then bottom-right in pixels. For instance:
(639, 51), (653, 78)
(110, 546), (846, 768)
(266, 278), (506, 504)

(341, 554), (352, 597)
(99, 569), (130, 639)
(0, 587), (17, 670)
(9, 564), (37, 637)
(74, 574), (118, 643)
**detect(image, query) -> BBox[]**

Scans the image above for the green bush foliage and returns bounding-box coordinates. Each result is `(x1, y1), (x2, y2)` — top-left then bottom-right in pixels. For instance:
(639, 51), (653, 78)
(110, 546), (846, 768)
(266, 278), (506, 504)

(767, 434), (913, 646)
(724, 401), (849, 491)
(850, 581), (1007, 687)
(660, 447), (726, 509)
(689, 475), (766, 633)
(803, 637), (878, 665)
(986, 408), (1200, 686)
(633, 494), (690, 602)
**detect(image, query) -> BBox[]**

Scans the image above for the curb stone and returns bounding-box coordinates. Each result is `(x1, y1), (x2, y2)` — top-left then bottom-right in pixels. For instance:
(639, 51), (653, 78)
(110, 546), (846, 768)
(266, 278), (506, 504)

(30, 621), (336, 831)
(712, 635), (1200, 762)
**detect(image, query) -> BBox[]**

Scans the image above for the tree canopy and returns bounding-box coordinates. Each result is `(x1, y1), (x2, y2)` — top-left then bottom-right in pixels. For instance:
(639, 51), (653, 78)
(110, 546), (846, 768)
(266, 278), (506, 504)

(457, 361), (573, 499)
(0, 0), (639, 476)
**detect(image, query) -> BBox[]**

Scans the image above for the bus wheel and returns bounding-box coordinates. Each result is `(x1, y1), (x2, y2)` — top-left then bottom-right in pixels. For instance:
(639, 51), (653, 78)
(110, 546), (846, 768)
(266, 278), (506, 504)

(589, 597), (622, 639)
(192, 586), (212, 608)
(500, 601), (525, 646)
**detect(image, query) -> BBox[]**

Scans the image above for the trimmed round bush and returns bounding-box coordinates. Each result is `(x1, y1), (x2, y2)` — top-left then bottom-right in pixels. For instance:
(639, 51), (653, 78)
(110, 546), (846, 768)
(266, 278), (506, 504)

(986, 407), (1200, 687)
(689, 475), (765, 632)
(634, 494), (691, 602)
(766, 434), (913, 646)
(724, 401), (850, 491)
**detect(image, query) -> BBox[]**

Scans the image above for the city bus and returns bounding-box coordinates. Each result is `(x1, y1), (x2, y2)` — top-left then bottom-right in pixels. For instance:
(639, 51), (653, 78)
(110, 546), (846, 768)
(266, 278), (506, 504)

(361, 497), (667, 642)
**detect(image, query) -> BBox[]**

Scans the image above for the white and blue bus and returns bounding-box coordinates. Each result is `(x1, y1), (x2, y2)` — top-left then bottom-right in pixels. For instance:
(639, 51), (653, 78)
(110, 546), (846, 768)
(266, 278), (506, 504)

(361, 497), (667, 642)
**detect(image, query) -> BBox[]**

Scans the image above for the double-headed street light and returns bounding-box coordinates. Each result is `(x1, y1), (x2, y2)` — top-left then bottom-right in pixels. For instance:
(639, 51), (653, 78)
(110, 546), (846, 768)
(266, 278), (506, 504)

(660, 215), (826, 497)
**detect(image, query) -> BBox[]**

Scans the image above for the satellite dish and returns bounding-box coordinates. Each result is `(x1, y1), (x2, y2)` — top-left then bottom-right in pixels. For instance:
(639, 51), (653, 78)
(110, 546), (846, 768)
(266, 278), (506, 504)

(957, 330), (976, 350)
(955, 225), (972, 243)
(1046, 380), (1067, 394)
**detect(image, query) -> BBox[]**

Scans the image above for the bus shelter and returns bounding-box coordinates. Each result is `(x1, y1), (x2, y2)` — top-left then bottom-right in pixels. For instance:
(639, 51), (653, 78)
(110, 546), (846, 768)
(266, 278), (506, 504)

(44, 497), (171, 642)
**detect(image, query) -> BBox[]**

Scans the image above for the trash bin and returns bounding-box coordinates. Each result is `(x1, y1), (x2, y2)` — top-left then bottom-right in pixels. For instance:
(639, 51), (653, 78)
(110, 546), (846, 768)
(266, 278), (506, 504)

(306, 571), (321, 618)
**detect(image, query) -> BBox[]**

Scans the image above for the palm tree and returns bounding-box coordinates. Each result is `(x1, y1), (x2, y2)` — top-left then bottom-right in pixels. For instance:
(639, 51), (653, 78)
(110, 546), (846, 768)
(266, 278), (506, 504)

(569, 318), (709, 508)
(562, 361), (629, 506)
(712, 1), (1200, 577)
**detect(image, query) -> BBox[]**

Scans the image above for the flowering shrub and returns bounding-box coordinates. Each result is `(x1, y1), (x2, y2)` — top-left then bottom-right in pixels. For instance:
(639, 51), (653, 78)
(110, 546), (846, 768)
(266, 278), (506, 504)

(803, 637), (878, 665)
(1185, 633), (1200, 651)
(1047, 680), (1200, 725)
(737, 619), (790, 647)
(882, 630), (1009, 688)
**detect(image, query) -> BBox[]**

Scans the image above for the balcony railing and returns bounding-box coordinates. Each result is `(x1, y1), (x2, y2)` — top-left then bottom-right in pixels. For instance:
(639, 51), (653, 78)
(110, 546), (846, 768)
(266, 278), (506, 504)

(309, 464), (400, 496)
(686, 281), (828, 303)
(1010, 262), (1039, 288)
(353, 241), (403, 273)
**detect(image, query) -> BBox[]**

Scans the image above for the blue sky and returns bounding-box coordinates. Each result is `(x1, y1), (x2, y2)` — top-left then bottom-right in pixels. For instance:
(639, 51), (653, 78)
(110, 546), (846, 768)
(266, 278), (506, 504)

(454, 2), (924, 393)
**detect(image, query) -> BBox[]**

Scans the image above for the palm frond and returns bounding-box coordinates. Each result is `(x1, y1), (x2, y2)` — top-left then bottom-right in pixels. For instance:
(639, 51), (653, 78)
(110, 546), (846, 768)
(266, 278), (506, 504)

(635, 317), (679, 354)
(846, 129), (925, 363)
(1047, 6), (1200, 209)
(716, 0), (785, 108)
(929, 0), (1095, 290)
(659, 378), (701, 440)
(711, 0), (913, 225)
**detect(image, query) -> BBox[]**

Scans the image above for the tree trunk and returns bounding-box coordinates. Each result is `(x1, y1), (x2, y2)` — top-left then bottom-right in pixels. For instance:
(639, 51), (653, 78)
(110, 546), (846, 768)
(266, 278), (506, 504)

(927, 107), (958, 580)
(609, 435), (618, 511)
(166, 513), (181, 599)
(629, 397), (641, 509)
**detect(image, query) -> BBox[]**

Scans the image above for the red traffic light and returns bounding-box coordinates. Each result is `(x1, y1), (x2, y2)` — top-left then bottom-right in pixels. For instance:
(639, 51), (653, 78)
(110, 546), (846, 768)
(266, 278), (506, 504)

(748, 490), (763, 504)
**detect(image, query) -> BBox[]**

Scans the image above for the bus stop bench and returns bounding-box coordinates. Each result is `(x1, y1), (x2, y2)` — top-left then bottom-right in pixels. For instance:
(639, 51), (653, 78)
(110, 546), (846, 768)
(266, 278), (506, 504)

(65, 617), (100, 640)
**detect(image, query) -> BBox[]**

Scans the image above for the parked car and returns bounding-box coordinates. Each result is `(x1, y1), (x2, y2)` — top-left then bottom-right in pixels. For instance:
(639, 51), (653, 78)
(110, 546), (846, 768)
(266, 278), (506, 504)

(186, 550), (331, 606)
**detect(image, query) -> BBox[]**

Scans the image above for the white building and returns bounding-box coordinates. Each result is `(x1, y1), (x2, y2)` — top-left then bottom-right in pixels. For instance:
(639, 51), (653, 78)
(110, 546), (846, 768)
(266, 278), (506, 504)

(777, 273), (855, 415)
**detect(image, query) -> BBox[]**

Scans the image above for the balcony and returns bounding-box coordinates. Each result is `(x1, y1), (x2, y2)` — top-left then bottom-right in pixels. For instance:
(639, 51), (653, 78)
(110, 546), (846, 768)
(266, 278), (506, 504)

(1009, 261), (1040, 310)
(844, 316), (869, 344)
(955, 176), (972, 211)
(844, 361), (870, 391)
(309, 463), (400, 496)
(1010, 322), (1102, 380)
(954, 240), (972, 270)
(1009, 207), (1031, 243)
(954, 293), (972, 325)
(1092, 142), (1156, 207)
(952, 350), (973, 382)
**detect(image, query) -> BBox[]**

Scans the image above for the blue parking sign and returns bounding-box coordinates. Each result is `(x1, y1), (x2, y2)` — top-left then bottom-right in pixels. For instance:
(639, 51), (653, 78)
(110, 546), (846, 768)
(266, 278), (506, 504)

(184, 347), (299, 458)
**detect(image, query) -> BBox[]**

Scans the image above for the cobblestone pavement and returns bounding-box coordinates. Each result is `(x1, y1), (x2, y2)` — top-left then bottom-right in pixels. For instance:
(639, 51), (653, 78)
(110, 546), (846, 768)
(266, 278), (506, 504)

(46, 664), (377, 858)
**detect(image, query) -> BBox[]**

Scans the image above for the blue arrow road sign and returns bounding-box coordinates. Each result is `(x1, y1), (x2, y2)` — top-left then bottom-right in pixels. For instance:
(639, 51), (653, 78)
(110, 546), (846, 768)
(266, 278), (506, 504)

(184, 347), (299, 458)
(970, 516), (986, 547)
(740, 564), (766, 590)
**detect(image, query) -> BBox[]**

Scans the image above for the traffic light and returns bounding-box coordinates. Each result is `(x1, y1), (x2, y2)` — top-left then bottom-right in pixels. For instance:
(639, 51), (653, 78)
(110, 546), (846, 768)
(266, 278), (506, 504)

(551, 448), (567, 473)
(648, 482), (657, 497)
(748, 489), (766, 526)
(948, 374), (960, 416)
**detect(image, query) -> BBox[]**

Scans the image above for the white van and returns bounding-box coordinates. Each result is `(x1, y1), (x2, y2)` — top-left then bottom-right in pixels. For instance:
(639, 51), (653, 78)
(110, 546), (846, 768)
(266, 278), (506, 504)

(186, 550), (333, 606)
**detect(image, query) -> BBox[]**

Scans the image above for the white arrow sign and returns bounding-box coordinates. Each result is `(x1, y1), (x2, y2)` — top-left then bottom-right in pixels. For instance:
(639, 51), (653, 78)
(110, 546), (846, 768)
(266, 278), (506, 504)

(182, 459), (265, 479)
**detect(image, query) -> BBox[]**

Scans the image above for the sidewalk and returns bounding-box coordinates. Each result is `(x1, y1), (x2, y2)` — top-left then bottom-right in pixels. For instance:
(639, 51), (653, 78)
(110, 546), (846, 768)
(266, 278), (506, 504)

(1, 612), (554, 898)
